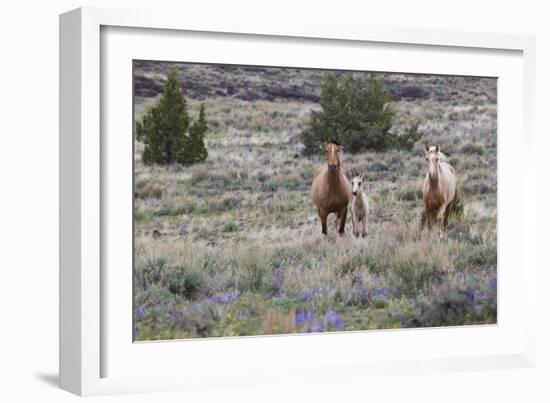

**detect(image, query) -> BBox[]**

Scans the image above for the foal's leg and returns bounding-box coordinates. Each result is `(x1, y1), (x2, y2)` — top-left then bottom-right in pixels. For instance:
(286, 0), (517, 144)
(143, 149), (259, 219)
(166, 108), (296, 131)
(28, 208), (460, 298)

(338, 206), (347, 236)
(351, 210), (359, 237)
(361, 214), (368, 238)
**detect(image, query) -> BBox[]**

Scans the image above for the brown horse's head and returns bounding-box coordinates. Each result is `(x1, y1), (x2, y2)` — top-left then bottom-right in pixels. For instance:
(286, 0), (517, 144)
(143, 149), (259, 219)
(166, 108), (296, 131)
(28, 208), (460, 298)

(424, 144), (441, 180)
(324, 139), (341, 173)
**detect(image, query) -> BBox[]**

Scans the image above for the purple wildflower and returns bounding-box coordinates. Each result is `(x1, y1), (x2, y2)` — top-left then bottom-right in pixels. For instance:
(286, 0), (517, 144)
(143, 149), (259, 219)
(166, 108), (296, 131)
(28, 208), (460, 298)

(301, 289), (316, 303)
(488, 277), (497, 290)
(464, 286), (476, 302)
(211, 292), (238, 304)
(324, 308), (344, 330)
(296, 308), (345, 332)
(134, 305), (146, 318)
(309, 321), (326, 333)
(295, 310), (314, 326)
(374, 288), (389, 298)
(272, 267), (286, 292)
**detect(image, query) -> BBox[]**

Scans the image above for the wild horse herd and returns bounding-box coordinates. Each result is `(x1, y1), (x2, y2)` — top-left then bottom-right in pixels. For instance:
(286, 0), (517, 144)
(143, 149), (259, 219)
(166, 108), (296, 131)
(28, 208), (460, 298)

(311, 139), (459, 237)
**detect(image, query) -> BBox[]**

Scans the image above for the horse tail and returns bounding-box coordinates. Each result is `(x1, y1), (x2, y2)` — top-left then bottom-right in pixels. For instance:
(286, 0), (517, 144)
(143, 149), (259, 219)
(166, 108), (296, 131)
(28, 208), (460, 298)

(448, 183), (464, 220)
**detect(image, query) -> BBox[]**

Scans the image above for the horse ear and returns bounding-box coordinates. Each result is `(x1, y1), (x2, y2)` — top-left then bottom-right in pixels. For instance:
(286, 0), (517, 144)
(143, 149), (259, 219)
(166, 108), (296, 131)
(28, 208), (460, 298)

(435, 144), (440, 153)
(424, 143), (430, 152)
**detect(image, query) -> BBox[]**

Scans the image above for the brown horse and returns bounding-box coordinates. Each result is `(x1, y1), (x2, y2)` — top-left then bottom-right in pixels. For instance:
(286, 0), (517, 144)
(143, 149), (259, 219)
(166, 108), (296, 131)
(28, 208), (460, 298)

(311, 139), (351, 236)
(423, 144), (458, 233)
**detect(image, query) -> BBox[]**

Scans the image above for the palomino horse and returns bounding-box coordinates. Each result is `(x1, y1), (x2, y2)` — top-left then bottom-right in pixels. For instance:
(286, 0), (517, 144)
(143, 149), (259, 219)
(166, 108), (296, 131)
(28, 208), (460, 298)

(422, 144), (458, 233)
(311, 139), (351, 236)
(350, 173), (369, 238)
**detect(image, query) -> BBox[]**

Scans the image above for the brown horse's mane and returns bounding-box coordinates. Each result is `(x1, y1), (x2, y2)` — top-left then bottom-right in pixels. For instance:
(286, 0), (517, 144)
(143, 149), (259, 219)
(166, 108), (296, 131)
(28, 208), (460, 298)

(326, 138), (341, 147)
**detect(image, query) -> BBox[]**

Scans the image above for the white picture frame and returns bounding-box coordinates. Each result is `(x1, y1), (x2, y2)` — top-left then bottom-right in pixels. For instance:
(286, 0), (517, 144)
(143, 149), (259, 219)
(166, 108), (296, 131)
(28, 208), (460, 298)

(59, 6), (537, 396)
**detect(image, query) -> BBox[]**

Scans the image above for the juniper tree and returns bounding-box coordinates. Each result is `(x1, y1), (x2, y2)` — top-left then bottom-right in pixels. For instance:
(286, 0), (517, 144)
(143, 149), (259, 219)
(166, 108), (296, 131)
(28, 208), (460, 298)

(136, 66), (208, 165)
(301, 73), (421, 155)
(183, 103), (208, 164)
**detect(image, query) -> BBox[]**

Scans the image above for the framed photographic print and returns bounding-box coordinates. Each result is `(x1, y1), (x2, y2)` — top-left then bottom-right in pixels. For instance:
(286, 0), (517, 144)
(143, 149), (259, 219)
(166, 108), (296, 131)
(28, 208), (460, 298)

(60, 6), (537, 396)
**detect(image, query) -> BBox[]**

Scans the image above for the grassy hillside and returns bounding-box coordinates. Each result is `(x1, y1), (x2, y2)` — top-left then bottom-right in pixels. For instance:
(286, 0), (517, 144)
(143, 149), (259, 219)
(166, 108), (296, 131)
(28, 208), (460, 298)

(133, 63), (497, 340)
(134, 60), (496, 103)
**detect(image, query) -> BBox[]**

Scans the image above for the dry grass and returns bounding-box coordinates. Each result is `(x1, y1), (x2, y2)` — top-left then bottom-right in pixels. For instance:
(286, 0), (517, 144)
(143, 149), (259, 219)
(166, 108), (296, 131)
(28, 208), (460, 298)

(133, 67), (497, 340)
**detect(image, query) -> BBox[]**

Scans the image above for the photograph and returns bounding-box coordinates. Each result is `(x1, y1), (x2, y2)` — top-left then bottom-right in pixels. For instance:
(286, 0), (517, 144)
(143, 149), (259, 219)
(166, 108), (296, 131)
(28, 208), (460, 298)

(132, 61), (497, 341)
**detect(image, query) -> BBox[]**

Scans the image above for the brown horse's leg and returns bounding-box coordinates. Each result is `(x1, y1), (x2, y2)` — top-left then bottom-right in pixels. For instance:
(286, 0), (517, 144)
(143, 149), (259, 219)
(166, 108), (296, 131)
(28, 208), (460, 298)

(334, 212), (340, 231)
(338, 206), (347, 236)
(320, 209), (329, 235)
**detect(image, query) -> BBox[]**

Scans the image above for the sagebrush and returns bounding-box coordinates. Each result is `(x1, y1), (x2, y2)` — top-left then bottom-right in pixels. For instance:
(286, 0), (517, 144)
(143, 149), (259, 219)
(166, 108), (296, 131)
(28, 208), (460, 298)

(133, 63), (497, 340)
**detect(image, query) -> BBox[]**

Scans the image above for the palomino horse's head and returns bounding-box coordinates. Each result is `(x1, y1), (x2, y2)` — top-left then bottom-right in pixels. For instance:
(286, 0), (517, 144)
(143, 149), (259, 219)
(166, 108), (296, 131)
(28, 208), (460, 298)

(424, 144), (441, 180)
(324, 139), (342, 173)
(350, 173), (364, 196)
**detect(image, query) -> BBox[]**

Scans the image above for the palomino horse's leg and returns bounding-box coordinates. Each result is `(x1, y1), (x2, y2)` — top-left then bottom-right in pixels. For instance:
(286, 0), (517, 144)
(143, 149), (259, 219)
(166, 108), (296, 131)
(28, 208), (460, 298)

(437, 204), (447, 238)
(436, 203), (446, 221)
(426, 211), (433, 233)
(338, 206), (347, 236)
(443, 205), (451, 231)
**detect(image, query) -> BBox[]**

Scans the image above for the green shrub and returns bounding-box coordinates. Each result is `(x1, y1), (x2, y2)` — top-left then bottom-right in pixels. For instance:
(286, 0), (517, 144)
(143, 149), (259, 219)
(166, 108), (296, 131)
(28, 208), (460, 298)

(223, 222), (239, 233)
(393, 257), (443, 297)
(300, 73), (422, 154)
(460, 142), (484, 155)
(399, 188), (423, 202)
(162, 266), (206, 299)
(237, 254), (268, 293)
(136, 66), (208, 165)
(135, 182), (163, 199)
(195, 228), (211, 240)
(135, 258), (166, 289)
(453, 244), (497, 271)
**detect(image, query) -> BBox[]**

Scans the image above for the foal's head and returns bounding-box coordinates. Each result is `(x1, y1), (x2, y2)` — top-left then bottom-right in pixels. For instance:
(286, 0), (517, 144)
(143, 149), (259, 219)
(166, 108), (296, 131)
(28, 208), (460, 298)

(350, 173), (364, 196)
(324, 139), (342, 173)
(424, 144), (441, 180)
